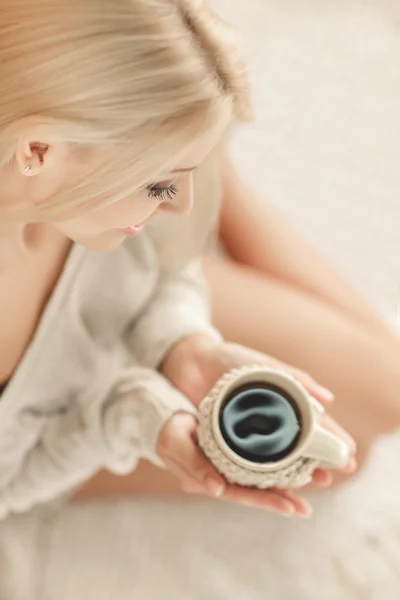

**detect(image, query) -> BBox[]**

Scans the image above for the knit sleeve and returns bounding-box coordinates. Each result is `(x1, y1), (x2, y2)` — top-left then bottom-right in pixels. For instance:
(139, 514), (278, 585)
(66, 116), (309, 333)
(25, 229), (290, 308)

(0, 366), (196, 519)
(127, 259), (222, 370)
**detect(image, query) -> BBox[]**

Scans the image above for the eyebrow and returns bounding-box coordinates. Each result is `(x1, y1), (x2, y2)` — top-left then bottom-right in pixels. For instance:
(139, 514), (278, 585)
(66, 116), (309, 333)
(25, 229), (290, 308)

(171, 167), (196, 173)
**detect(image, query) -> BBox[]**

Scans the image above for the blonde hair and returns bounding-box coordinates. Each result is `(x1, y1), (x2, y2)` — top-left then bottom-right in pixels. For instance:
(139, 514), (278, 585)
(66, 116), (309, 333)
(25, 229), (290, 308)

(0, 0), (251, 222)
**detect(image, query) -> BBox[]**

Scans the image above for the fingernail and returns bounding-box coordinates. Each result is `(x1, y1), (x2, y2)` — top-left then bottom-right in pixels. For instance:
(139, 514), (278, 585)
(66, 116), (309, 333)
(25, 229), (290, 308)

(346, 458), (358, 474)
(317, 386), (335, 402)
(279, 503), (296, 517)
(318, 477), (333, 488)
(299, 506), (313, 519)
(206, 478), (225, 498)
(299, 512), (312, 519)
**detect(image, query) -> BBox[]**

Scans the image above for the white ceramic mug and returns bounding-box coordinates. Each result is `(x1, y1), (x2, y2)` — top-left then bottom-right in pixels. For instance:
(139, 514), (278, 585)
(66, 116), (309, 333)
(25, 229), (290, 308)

(197, 365), (350, 489)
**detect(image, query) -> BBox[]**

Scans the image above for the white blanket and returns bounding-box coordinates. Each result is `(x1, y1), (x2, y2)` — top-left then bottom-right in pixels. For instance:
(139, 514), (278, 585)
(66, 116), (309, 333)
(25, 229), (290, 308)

(7, 1), (400, 598)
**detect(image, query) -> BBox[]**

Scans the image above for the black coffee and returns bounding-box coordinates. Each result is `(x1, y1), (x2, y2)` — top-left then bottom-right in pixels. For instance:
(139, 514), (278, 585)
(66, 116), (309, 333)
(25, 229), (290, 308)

(219, 384), (301, 463)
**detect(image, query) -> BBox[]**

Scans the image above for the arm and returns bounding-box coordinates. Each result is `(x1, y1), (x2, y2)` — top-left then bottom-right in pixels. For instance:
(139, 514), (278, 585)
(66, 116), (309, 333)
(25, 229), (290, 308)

(219, 150), (389, 335)
(126, 144), (224, 370)
(127, 259), (222, 370)
(0, 365), (196, 518)
(11, 254), (221, 513)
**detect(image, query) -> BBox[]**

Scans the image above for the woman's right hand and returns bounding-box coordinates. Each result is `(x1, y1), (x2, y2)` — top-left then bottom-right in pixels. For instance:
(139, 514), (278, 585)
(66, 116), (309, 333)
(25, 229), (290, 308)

(158, 412), (331, 518)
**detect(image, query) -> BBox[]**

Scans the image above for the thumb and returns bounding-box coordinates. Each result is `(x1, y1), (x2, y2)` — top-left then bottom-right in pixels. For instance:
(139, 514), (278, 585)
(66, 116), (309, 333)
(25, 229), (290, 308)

(158, 413), (226, 498)
(287, 366), (335, 405)
(224, 344), (335, 405)
(256, 352), (335, 404)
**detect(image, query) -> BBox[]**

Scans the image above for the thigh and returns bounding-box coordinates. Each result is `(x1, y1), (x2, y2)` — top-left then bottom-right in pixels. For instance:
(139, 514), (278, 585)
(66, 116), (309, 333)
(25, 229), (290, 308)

(78, 256), (400, 499)
(75, 462), (183, 500)
(203, 256), (400, 450)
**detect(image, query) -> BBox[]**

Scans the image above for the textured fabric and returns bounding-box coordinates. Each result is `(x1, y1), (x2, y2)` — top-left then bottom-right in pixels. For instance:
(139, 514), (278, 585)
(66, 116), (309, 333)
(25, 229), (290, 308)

(128, 261), (220, 368)
(3, 1), (400, 599)
(0, 224), (218, 521)
(34, 2), (400, 600)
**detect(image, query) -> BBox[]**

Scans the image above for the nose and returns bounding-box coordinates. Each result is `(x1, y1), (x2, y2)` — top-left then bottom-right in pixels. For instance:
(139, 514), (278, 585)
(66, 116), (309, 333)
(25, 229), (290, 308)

(159, 175), (194, 217)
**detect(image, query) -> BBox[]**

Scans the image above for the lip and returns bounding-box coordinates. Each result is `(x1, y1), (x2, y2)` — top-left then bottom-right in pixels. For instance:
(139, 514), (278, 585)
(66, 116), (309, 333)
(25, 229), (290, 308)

(120, 224), (144, 237)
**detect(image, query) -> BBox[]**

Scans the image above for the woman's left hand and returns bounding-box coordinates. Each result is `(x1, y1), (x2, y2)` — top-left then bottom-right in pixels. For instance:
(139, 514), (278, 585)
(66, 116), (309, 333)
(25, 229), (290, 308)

(161, 335), (357, 487)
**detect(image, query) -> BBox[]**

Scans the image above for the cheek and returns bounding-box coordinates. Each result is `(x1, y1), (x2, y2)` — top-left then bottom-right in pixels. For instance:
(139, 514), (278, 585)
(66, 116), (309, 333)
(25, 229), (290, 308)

(92, 195), (160, 229)
(54, 192), (161, 242)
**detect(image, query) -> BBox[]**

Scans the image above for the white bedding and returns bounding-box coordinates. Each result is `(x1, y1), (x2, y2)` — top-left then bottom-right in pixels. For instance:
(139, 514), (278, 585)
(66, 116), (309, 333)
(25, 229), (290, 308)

(5, 2), (400, 598)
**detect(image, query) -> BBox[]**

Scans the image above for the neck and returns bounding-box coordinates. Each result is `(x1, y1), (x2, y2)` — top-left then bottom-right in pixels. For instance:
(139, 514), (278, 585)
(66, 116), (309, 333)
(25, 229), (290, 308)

(0, 161), (46, 260)
(0, 164), (57, 265)
(0, 222), (60, 268)
(0, 166), (71, 267)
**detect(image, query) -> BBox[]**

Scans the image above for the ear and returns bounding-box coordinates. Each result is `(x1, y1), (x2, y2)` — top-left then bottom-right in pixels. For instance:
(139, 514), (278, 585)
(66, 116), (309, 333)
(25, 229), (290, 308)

(15, 122), (67, 179)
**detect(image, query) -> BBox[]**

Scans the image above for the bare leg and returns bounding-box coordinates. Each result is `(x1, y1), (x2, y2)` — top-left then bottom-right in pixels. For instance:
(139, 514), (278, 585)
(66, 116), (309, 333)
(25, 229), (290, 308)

(217, 151), (390, 336)
(77, 155), (400, 500)
(75, 461), (183, 500)
(204, 256), (400, 450)
(76, 255), (400, 500)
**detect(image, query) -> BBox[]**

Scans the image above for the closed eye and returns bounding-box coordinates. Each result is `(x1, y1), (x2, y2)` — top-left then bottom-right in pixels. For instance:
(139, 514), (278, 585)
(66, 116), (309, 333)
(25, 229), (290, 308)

(147, 183), (179, 202)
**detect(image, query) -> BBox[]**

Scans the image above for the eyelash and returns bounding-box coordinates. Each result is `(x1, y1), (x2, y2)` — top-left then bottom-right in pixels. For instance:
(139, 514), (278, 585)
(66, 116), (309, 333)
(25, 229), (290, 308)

(147, 183), (179, 202)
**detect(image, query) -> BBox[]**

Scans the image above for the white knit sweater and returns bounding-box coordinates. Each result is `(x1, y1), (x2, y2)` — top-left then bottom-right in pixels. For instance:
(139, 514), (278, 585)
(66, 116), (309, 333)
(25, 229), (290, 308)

(0, 225), (220, 520)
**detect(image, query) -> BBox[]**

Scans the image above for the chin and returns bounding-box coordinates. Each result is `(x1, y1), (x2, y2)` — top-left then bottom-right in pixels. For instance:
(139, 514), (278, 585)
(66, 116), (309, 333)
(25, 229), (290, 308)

(74, 231), (125, 252)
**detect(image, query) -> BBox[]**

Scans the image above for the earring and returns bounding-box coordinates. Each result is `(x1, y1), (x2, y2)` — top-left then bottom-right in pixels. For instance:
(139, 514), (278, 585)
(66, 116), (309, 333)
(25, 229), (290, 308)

(24, 165), (33, 175)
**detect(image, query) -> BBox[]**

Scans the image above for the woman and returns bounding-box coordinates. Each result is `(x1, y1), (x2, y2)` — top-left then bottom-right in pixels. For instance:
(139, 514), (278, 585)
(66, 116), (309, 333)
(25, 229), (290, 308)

(80, 148), (400, 500)
(0, 0), (362, 529)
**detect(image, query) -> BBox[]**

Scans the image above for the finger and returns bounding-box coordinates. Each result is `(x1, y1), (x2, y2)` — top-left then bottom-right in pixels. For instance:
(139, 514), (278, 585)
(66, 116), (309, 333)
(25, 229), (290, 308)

(272, 488), (313, 517)
(162, 414), (315, 517)
(164, 451), (225, 498)
(221, 484), (309, 517)
(342, 456), (358, 474)
(175, 459), (313, 517)
(322, 414), (357, 455)
(183, 472), (313, 518)
(312, 468), (334, 487)
(287, 367), (335, 404)
(162, 415), (226, 497)
(182, 478), (312, 518)
(170, 436), (311, 516)
(181, 480), (208, 496)
(243, 347), (335, 405)
(177, 447), (312, 516)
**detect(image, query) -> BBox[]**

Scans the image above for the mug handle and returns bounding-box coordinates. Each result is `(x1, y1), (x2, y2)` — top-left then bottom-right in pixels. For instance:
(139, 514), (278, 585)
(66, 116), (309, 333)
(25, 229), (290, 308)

(303, 424), (350, 469)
